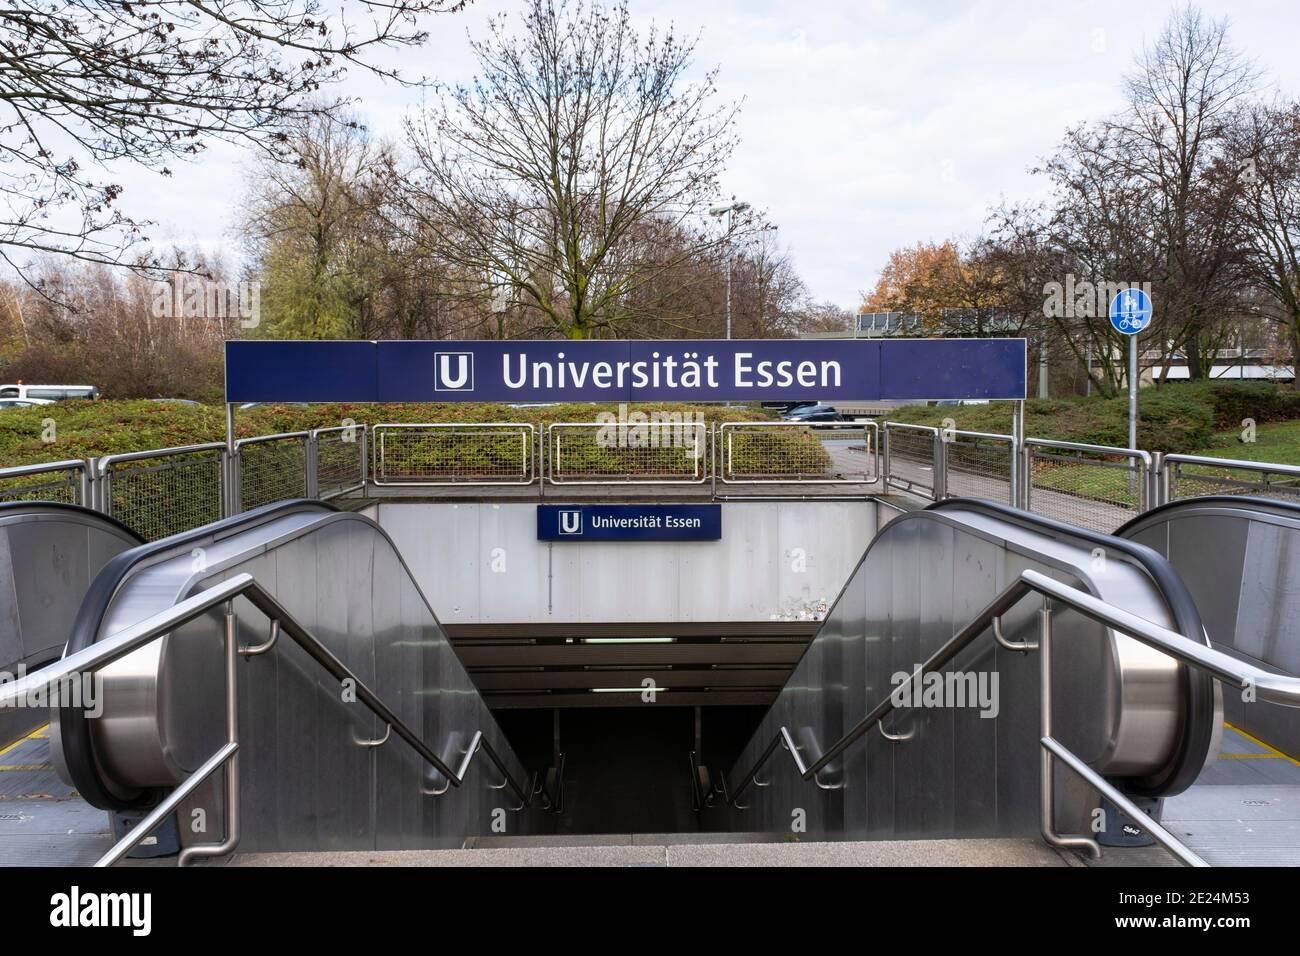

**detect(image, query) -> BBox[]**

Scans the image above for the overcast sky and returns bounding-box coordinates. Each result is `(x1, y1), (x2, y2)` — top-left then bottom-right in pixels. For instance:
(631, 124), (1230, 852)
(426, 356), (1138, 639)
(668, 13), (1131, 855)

(116, 0), (1300, 311)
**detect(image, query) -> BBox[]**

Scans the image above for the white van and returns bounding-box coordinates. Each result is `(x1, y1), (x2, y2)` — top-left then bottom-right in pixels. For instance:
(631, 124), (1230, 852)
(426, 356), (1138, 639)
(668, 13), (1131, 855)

(0, 384), (100, 401)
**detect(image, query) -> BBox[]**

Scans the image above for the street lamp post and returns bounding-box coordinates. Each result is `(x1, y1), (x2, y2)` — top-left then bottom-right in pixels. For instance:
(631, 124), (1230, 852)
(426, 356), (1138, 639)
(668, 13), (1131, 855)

(709, 200), (750, 340)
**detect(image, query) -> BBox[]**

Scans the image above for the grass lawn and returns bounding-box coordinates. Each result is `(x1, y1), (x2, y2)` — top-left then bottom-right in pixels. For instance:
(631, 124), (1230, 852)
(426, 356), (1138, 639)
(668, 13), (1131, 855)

(1189, 420), (1300, 466)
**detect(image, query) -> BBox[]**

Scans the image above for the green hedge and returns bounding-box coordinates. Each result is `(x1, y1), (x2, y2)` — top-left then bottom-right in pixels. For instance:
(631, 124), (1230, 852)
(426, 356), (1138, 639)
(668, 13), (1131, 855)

(880, 382), (1300, 455)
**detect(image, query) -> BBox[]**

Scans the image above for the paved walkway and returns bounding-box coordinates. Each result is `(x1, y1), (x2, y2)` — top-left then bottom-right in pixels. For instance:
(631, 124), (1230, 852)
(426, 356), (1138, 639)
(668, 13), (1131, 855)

(228, 837), (1074, 867)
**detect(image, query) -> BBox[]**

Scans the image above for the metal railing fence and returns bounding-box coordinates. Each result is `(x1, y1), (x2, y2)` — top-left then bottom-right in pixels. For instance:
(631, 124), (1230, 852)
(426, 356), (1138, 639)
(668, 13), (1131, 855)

(1159, 453), (1300, 504)
(1022, 439), (1151, 533)
(715, 420), (879, 485)
(546, 421), (709, 484)
(883, 422), (940, 499)
(373, 423), (535, 486)
(0, 459), (90, 507)
(98, 444), (227, 542)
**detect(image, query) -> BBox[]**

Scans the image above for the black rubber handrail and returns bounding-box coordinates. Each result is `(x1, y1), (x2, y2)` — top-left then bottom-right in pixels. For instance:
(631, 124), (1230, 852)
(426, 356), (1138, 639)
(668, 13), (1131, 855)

(1115, 494), (1300, 535)
(58, 499), (339, 810)
(926, 498), (1216, 797)
(0, 500), (143, 544)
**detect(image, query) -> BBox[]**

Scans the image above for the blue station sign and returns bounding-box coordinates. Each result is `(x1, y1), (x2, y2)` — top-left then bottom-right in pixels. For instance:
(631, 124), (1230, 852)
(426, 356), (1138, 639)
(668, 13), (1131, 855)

(537, 504), (721, 542)
(224, 338), (1026, 403)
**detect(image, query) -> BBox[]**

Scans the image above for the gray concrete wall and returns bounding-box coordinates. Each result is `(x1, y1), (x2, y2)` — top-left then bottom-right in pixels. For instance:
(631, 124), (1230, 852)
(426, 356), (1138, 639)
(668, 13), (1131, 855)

(375, 500), (879, 625)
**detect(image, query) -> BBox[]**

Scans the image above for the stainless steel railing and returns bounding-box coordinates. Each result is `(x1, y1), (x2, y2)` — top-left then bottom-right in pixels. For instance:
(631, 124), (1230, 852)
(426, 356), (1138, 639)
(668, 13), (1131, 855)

(373, 423), (536, 486)
(0, 571), (539, 867)
(0, 458), (91, 507)
(726, 566), (1300, 867)
(97, 443), (228, 541)
(546, 421), (709, 484)
(714, 420), (879, 487)
(882, 422), (940, 499)
(1159, 452), (1300, 503)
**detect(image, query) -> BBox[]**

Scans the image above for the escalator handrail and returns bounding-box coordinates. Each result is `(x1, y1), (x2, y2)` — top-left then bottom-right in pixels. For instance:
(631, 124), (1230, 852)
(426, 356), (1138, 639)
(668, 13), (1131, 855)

(926, 497), (1217, 796)
(19, 573), (539, 823)
(1115, 493), (1300, 534)
(57, 499), (340, 809)
(727, 568), (1300, 810)
(0, 500), (143, 544)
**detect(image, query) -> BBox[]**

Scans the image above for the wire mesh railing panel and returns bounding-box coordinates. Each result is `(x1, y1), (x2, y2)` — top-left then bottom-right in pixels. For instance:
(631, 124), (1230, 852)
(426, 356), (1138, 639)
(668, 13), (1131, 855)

(104, 450), (224, 541)
(315, 427), (367, 497)
(943, 432), (1015, 503)
(884, 424), (937, 499)
(1025, 443), (1147, 532)
(548, 423), (707, 484)
(0, 461), (86, 506)
(375, 425), (533, 485)
(1165, 456), (1300, 504)
(239, 435), (307, 511)
(719, 422), (875, 483)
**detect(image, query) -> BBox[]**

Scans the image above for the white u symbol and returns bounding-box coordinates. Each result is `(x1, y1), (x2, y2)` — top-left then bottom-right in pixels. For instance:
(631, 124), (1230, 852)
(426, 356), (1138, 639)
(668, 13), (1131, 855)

(560, 512), (581, 534)
(438, 354), (469, 389)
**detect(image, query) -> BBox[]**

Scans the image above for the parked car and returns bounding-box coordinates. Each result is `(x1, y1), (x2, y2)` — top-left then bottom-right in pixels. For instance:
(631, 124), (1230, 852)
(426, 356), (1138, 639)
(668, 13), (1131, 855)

(0, 384), (100, 402)
(781, 403), (845, 423)
(0, 398), (54, 409)
(762, 400), (817, 413)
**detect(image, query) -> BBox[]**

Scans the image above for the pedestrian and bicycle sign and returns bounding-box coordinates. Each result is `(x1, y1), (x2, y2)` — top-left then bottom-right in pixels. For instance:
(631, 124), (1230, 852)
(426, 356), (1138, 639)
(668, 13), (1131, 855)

(1109, 288), (1153, 335)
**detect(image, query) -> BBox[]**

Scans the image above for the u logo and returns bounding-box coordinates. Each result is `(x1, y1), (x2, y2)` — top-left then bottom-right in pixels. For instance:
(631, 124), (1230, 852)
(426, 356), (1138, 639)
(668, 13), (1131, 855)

(559, 510), (583, 535)
(434, 352), (474, 391)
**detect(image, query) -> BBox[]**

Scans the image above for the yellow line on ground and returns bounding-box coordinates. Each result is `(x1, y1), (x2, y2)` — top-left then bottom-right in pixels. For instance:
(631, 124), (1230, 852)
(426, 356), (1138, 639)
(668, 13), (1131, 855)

(1225, 722), (1300, 767)
(1217, 752), (1283, 759)
(0, 764), (51, 772)
(0, 723), (50, 758)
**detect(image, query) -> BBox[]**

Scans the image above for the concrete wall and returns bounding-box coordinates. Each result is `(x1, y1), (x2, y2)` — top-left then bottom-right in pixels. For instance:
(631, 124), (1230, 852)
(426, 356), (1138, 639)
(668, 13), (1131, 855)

(375, 500), (879, 625)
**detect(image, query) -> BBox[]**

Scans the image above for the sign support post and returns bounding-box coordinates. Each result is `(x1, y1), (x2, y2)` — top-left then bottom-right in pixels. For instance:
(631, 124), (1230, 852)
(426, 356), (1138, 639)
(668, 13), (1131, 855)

(1109, 288), (1153, 499)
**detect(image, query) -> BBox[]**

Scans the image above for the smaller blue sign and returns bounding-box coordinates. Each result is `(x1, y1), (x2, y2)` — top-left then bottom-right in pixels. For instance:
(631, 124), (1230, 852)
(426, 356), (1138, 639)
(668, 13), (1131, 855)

(1109, 288), (1153, 336)
(537, 504), (721, 542)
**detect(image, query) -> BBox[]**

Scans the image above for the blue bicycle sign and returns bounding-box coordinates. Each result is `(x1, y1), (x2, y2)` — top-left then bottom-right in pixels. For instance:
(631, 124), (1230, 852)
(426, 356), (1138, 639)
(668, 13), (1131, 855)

(1109, 288), (1152, 335)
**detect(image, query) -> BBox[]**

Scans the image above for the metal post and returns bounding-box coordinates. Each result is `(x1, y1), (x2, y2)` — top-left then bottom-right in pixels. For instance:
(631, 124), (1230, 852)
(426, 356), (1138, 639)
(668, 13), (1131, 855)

(82, 458), (96, 512)
(305, 434), (319, 500)
(225, 402), (238, 517)
(1012, 400), (1025, 508)
(933, 431), (948, 501)
(1128, 336), (1138, 496)
(1038, 600), (1102, 859)
(179, 603), (241, 866)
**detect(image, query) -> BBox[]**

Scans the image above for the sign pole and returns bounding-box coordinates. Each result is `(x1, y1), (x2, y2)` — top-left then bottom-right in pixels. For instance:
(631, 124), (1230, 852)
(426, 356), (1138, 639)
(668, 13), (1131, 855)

(1128, 334), (1138, 496)
(1128, 334), (1137, 453)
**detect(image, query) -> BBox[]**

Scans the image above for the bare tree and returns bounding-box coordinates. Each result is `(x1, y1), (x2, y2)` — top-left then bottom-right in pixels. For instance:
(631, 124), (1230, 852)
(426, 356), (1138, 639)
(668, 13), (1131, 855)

(1108, 4), (1257, 377)
(0, 0), (465, 284)
(393, 0), (740, 339)
(1225, 100), (1300, 364)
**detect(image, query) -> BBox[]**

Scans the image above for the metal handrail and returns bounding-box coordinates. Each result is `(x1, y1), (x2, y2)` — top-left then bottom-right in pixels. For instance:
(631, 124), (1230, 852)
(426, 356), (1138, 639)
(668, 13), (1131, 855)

(0, 572), (536, 866)
(546, 420), (709, 485)
(716, 419), (879, 485)
(1159, 451), (1300, 503)
(233, 430), (311, 449)
(372, 422), (536, 486)
(0, 458), (90, 506)
(727, 566), (1300, 865)
(97, 443), (226, 470)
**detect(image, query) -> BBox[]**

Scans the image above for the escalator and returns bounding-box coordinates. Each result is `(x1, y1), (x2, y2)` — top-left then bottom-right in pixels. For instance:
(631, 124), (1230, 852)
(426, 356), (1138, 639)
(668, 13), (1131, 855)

(0, 502), (141, 747)
(717, 498), (1222, 844)
(1118, 496), (1300, 758)
(48, 499), (553, 857)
